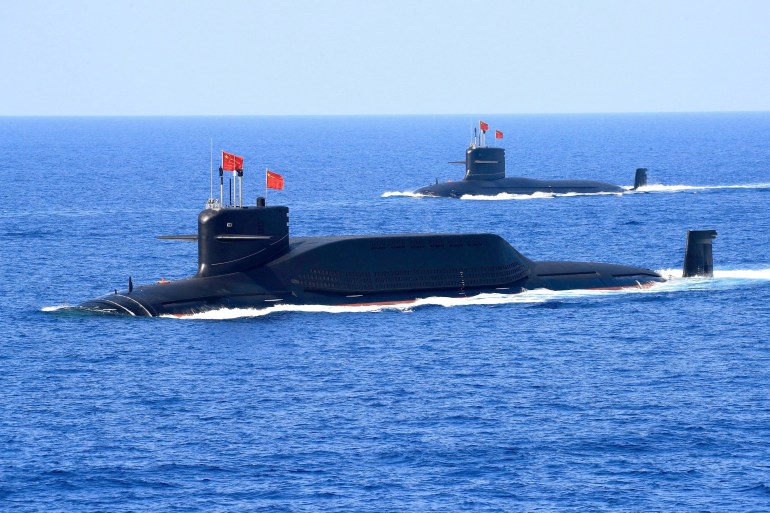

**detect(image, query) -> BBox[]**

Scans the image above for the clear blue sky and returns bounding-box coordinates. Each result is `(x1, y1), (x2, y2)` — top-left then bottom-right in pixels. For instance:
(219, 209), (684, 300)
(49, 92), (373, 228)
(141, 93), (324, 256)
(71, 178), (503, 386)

(2, 0), (769, 115)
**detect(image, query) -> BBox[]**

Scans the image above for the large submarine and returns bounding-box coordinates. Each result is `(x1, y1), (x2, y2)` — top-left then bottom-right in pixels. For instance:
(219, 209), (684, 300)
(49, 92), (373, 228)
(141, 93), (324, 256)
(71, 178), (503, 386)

(79, 196), (716, 317)
(414, 128), (648, 198)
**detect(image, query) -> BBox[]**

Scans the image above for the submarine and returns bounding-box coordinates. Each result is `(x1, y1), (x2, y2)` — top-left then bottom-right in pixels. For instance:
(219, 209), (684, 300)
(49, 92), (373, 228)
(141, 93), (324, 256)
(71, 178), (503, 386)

(79, 197), (716, 317)
(414, 128), (648, 198)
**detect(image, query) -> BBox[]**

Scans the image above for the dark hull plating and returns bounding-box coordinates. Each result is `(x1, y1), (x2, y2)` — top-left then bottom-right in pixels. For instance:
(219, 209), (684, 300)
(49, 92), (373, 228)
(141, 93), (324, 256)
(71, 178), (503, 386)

(411, 144), (644, 197)
(415, 176), (626, 197)
(80, 230), (664, 317)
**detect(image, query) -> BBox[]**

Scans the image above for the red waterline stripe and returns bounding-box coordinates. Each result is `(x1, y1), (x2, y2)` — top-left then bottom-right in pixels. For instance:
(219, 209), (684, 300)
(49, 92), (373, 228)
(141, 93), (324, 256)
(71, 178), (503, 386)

(588, 282), (658, 291)
(349, 299), (418, 307)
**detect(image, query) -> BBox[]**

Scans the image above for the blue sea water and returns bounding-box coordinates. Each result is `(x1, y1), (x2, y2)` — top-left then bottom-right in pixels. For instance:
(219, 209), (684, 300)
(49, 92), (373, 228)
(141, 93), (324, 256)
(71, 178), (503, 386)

(1, 113), (769, 511)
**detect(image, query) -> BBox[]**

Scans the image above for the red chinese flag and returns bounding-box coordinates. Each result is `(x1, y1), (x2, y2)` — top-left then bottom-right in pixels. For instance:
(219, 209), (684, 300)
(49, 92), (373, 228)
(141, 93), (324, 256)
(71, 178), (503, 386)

(222, 151), (244, 171)
(266, 169), (284, 190)
(495, 130), (503, 139)
(479, 120), (489, 132)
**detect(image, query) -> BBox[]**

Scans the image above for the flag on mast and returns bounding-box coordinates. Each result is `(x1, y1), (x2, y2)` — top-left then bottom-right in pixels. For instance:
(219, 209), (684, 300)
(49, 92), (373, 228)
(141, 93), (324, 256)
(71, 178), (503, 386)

(266, 169), (284, 190)
(495, 130), (503, 139)
(479, 120), (489, 132)
(222, 151), (244, 171)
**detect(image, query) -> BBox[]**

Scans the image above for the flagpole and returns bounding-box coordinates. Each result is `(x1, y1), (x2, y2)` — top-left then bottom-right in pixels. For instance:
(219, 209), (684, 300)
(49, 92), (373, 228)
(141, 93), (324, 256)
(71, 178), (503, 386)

(219, 151), (224, 206)
(209, 139), (213, 201)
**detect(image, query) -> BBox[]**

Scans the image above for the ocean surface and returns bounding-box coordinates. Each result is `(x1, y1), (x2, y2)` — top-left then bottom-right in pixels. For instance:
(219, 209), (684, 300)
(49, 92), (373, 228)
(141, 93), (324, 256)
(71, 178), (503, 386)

(1, 113), (769, 511)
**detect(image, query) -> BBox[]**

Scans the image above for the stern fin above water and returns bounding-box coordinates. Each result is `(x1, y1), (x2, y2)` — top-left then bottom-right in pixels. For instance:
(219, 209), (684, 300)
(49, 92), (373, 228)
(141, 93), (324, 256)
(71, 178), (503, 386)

(633, 168), (648, 190)
(683, 230), (717, 277)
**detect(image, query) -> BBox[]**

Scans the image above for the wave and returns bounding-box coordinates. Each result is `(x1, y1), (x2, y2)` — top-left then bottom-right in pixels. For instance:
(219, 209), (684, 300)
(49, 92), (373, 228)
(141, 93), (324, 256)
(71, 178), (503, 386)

(645, 268), (770, 299)
(41, 305), (72, 312)
(383, 183), (769, 201)
(163, 292), (554, 320)
(455, 184), (770, 200)
(628, 183), (770, 193)
(382, 190), (618, 200)
(459, 191), (627, 201)
(157, 268), (770, 320)
(381, 191), (427, 198)
(42, 269), (768, 319)
(669, 268), (770, 280)
(459, 191), (559, 201)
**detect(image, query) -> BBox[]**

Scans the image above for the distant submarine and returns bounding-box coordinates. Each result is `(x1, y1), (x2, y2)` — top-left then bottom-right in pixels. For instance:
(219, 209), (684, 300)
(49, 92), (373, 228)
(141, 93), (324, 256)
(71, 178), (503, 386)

(414, 130), (648, 198)
(79, 199), (716, 317)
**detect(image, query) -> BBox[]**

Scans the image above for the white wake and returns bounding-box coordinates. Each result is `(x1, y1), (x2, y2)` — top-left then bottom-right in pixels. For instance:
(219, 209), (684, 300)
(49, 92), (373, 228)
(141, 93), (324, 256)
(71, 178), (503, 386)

(160, 268), (770, 320)
(381, 191), (428, 198)
(628, 183), (770, 193)
(459, 191), (625, 201)
(383, 183), (769, 201)
(41, 305), (71, 312)
(42, 269), (768, 319)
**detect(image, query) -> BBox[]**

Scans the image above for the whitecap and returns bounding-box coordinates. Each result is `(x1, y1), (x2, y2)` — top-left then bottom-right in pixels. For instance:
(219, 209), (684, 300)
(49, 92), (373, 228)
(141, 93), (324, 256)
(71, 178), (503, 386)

(380, 191), (428, 198)
(459, 191), (556, 201)
(40, 305), (72, 312)
(627, 183), (770, 193)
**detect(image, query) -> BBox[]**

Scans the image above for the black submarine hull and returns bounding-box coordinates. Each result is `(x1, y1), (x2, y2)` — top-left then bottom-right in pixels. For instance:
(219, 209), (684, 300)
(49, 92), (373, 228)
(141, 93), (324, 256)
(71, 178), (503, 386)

(80, 262), (664, 317)
(78, 204), (715, 318)
(80, 221), (666, 317)
(413, 145), (646, 197)
(415, 176), (626, 197)
(80, 270), (662, 317)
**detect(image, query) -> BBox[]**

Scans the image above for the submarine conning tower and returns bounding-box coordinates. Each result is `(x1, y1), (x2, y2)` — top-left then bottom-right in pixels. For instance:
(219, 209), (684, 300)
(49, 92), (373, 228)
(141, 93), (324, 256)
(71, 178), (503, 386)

(464, 146), (505, 181)
(197, 201), (290, 277)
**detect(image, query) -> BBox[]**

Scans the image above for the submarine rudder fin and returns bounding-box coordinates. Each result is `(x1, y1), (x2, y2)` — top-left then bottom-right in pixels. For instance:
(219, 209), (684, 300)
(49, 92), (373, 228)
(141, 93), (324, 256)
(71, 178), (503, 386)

(683, 229), (717, 277)
(632, 168), (648, 190)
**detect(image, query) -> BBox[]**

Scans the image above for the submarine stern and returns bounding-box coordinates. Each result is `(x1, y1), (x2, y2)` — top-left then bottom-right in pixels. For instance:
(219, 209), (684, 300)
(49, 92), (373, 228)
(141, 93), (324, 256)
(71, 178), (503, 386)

(527, 261), (665, 291)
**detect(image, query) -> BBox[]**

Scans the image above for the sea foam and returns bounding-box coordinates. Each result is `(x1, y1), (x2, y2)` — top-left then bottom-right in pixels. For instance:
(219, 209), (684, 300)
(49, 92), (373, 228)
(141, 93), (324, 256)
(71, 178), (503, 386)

(159, 268), (770, 320)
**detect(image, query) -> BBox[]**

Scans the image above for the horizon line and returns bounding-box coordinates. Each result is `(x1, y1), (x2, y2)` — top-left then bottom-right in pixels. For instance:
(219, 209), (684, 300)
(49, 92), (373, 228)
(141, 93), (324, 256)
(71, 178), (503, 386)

(1, 109), (769, 118)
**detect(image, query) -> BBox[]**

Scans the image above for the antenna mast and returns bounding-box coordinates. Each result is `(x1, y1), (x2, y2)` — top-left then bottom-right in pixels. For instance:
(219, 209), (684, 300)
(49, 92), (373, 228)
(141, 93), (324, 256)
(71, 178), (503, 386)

(238, 169), (243, 207)
(209, 139), (213, 200)
(219, 150), (224, 206)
